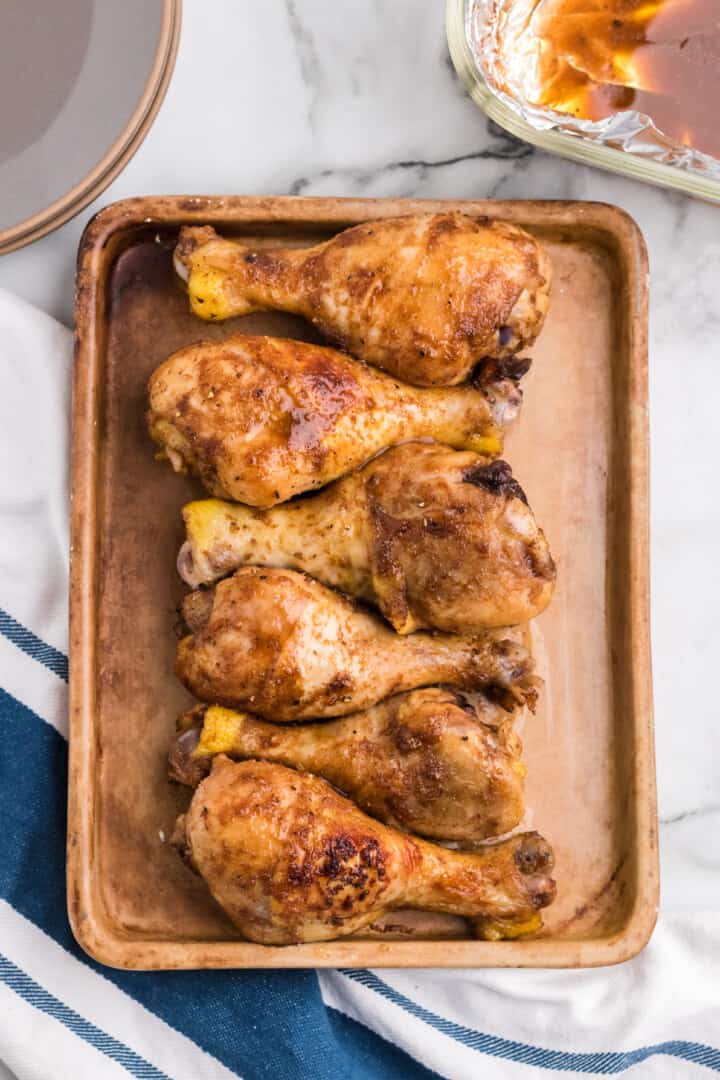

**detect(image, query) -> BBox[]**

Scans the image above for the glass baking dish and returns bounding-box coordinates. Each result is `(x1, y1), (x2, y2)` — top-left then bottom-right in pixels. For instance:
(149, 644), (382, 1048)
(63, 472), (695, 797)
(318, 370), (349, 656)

(446, 0), (720, 204)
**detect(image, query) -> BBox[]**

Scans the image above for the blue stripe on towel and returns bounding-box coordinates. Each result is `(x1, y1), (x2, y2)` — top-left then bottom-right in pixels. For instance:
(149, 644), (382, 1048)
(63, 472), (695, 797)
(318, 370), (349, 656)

(0, 685), (439, 1080)
(0, 952), (171, 1079)
(0, 607), (68, 682)
(341, 968), (720, 1075)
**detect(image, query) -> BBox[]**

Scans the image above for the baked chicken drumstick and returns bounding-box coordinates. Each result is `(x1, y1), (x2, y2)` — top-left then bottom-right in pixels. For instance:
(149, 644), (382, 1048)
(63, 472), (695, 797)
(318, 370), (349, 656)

(178, 443), (556, 634)
(169, 688), (526, 841)
(147, 335), (524, 507)
(173, 757), (556, 944)
(174, 213), (551, 386)
(177, 567), (537, 721)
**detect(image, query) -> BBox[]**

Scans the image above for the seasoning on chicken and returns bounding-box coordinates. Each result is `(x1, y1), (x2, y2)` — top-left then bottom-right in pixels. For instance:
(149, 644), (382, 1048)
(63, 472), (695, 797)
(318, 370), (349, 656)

(147, 335), (525, 507)
(174, 213), (551, 386)
(178, 442), (556, 634)
(173, 757), (556, 944)
(176, 567), (539, 721)
(169, 687), (526, 841)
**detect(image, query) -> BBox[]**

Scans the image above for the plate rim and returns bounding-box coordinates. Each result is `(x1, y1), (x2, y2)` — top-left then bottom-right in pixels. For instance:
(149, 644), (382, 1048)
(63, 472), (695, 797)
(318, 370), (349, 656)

(0, 0), (181, 256)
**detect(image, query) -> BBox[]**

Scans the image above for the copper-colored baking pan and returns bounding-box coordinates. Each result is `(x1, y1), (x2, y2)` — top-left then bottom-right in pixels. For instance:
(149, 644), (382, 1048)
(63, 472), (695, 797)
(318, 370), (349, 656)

(69, 196), (656, 970)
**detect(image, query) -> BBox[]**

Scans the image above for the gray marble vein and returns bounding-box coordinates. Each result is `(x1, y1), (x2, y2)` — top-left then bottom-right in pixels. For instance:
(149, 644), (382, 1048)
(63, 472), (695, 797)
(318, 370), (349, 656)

(283, 0), (323, 131)
(661, 805), (720, 826)
(289, 132), (534, 196)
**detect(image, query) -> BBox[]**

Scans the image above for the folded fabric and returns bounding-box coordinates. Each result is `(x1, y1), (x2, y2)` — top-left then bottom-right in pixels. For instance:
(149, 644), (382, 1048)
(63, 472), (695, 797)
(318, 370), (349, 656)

(0, 287), (718, 1080)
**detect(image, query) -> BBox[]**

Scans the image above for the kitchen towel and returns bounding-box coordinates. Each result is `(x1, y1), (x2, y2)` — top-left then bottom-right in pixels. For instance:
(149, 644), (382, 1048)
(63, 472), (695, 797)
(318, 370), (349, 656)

(0, 286), (718, 1080)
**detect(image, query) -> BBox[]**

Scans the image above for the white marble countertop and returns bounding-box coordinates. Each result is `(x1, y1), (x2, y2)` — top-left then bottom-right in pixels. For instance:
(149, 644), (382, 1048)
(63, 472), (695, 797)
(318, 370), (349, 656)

(1, 0), (717, 912)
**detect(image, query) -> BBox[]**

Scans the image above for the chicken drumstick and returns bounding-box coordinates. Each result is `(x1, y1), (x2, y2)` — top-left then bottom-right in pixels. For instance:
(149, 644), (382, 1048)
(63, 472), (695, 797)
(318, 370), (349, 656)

(174, 757), (556, 944)
(178, 442), (556, 634)
(147, 334), (524, 507)
(176, 567), (537, 721)
(174, 213), (551, 386)
(169, 688), (526, 841)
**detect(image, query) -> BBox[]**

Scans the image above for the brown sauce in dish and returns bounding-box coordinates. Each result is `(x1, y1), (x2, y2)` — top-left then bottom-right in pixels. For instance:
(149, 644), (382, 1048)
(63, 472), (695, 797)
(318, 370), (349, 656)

(507, 0), (720, 158)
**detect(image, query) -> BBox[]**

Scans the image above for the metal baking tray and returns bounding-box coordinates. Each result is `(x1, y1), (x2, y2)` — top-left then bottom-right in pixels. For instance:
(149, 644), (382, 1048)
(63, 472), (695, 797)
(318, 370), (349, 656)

(69, 195), (657, 969)
(447, 0), (720, 205)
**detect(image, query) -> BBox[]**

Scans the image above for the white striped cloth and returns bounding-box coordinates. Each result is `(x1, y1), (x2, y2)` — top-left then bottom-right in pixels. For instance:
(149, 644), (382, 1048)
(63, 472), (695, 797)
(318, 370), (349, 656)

(0, 286), (718, 1079)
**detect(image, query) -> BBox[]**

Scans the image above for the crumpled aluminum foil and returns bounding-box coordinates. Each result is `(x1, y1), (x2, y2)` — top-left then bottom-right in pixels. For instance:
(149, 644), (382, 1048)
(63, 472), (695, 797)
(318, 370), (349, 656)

(468, 0), (720, 182)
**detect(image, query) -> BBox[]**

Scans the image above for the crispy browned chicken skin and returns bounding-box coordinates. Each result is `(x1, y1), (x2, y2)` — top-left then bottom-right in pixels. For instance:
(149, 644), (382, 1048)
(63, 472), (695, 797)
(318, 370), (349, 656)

(174, 213), (551, 386)
(176, 567), (538, 721)
(174, 757), (555, 944)
(169, 688), (526, 841)
(147, 335), (525, 507)
(178, 443), (556, 634)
